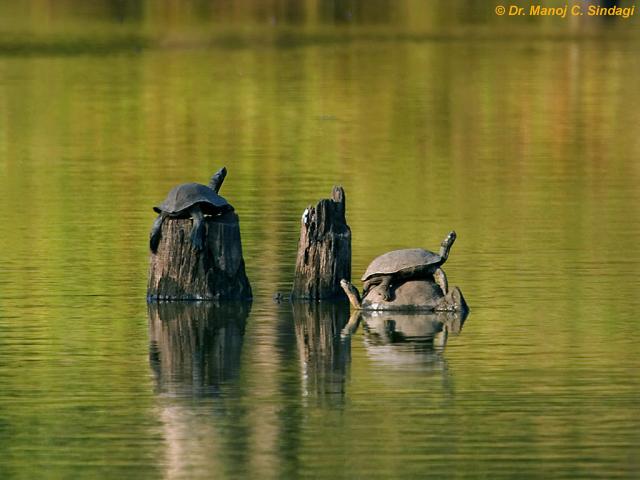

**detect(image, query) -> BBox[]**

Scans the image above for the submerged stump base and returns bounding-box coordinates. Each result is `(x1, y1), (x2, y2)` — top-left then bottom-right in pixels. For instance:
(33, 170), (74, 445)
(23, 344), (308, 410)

(147, 212), (252, 301)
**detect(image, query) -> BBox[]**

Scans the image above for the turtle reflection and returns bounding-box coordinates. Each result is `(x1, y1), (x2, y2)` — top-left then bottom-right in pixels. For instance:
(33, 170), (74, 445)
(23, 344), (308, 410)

(292, 302), (351, 405)
(148, 301), (250, 397)
(361, 311), (467, 370)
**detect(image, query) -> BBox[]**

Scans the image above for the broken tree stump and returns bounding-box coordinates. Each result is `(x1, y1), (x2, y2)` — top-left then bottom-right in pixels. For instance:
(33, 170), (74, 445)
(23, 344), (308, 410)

(291, 186), (351, 301)
(147, 211), (252, 301)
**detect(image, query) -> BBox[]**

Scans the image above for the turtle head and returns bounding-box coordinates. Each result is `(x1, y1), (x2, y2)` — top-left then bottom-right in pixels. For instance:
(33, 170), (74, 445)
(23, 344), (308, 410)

(439, 231), (457, 260)
(445, 231), (457, 244)
(340, 279), (362, 310)
(209, 167), (228, 193)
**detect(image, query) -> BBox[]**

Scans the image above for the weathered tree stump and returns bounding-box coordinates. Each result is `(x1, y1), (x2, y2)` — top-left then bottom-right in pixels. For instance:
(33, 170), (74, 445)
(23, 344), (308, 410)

(291, 186), (351, 301)
(147, 211), (252, 301)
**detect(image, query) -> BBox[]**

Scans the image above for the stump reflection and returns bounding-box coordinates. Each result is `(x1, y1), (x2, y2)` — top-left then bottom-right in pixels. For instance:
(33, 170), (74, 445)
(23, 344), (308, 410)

(292, 302), (351, 404)
(148, 302), (250, 397)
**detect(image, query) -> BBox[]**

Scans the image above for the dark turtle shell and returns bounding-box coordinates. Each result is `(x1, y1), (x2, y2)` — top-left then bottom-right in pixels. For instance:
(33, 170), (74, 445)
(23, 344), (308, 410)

(153, 183), (232, 216)
(361, 248), (444, 281)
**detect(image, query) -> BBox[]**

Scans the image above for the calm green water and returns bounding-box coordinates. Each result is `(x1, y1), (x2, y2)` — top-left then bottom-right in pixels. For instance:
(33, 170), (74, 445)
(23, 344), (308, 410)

(2, 3), (640, 479)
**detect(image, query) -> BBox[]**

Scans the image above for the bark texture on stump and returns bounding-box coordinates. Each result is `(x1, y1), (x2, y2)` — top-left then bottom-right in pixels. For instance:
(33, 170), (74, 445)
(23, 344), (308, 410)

(291, 186), (351, 300)
(147, 212), (252, 301)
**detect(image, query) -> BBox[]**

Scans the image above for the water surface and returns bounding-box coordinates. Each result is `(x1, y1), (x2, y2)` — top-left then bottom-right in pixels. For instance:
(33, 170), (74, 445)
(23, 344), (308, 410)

(1, 3), (640, 479)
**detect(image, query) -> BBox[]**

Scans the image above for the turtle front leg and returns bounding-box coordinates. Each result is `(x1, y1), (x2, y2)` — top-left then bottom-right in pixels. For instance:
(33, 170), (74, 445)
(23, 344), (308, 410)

(434, 268), (449, 295)
(189, 206), (206, 251)
(149, 213), (167, 253)
(362, 278), (378, 298)
(378, 276), (393, 301)
(364, 277), (393, 301)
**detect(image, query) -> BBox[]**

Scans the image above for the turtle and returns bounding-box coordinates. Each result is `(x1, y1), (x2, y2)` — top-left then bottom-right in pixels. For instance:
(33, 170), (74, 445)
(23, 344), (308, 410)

(340, 278), (467, 313)
(361, 231), (457, 301)
(149, 167), (233, 253)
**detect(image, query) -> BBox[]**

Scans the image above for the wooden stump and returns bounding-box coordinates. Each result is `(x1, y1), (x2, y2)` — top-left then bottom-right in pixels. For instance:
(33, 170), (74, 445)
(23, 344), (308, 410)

(291, 186), (351, 301)
(147, 212), (252, 301)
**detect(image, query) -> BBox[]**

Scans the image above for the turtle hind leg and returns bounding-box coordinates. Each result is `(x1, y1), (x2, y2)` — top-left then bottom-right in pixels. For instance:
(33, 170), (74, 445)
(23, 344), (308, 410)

(149, 213), (166, 253)
(189, 206), (206, 251)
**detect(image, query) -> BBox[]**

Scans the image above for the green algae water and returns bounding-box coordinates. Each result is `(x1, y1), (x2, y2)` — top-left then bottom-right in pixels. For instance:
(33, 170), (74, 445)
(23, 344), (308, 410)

(1, 2), (640, 478)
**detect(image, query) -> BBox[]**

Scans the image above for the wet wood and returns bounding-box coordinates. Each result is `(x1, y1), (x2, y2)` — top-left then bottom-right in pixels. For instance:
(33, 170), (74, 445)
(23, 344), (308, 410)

(291, 186), (351, 301)
(147, 212), (252, 301)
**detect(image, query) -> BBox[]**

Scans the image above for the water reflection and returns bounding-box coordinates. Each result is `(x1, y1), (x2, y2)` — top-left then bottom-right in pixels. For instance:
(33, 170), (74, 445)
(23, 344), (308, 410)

(2, 2), (640, 476)
(361, 311), (467, 371)
(292, 302), (351, 405)
(148, 301), (250, 397)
